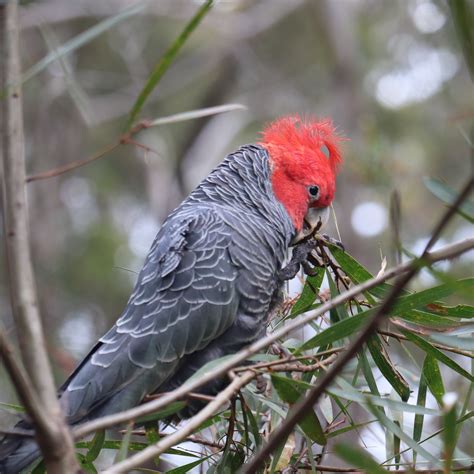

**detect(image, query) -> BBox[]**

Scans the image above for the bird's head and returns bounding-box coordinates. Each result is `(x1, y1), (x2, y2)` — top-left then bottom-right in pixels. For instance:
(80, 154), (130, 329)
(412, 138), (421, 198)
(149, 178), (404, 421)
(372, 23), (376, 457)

(259, 115), (343, 242)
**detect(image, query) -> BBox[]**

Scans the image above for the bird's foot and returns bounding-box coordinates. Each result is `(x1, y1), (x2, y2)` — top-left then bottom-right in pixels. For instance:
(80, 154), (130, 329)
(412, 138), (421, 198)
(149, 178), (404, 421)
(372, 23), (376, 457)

(279, 240), (318, 281)
(316, 233), (345, 251)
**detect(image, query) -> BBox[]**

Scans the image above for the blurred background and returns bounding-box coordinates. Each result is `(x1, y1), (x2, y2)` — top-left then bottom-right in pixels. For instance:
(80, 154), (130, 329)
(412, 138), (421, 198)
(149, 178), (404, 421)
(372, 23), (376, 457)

(0, 0), (472, 465)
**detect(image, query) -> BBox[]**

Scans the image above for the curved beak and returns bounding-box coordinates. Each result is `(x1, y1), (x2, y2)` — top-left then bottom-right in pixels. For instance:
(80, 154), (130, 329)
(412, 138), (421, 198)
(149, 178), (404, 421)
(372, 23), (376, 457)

(291, 206), (330, 245)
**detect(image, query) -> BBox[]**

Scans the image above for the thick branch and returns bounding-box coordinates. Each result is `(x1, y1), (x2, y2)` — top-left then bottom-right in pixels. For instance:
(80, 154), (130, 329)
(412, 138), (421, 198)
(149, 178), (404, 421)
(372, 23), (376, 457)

(0, 2), (79, 472)
(73, 237), (474, 440)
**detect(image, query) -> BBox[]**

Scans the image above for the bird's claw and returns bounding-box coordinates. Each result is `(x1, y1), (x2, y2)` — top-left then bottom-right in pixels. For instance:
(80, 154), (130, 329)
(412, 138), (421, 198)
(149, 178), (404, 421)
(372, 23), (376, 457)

(317, 233), (345, 251)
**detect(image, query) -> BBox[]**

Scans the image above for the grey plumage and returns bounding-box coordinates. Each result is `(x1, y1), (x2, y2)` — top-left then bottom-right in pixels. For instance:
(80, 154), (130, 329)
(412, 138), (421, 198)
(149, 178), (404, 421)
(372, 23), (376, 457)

(0, 145), (295, 473)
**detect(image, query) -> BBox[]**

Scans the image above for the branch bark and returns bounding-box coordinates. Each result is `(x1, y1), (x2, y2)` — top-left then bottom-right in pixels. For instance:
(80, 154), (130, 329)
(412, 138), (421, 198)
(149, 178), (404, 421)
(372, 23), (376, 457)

(0, 2), (80, 472)
(73, 237), (474, 440)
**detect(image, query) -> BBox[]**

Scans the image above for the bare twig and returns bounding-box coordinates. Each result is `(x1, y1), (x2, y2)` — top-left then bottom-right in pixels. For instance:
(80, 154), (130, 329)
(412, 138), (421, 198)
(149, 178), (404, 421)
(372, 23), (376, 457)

(26, 104), (245, 183)
(242, 178), (474, 473)
(0, 3), (79, 472)
(26, 141), (120, 183)
(72, 237), (473, 441)
(102, 370), (256, 473)
(378, 329), (474, 358)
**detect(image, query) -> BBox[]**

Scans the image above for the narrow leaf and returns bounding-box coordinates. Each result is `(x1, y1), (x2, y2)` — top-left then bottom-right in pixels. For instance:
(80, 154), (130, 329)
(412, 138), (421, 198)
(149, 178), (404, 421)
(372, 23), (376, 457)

(367, 335), (410, 401)
(413, 356), (428, 464)
(402, 331), (474, 381)
(335, 443), (387, 473)
(148, 104), (246, 127)
(85, 430), (105, 463)
(298, 279), (472, 353)
(126, 0), (214, 129)
(366, 402), (439, 465)
(443, 403), (458, 472)
(166, 454), (212, 474)
(423, 354), (445, 406)
(291, 267), (325, 317)
(423, 177), (474, 222)
(271, 374), (326, 445)
(115, 422), (133, 463)
(22, 3), (144, 84)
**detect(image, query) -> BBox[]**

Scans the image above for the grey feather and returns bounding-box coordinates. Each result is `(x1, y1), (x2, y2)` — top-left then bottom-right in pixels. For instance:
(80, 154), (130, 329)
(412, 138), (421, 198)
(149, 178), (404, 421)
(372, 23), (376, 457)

(0, 145), (295, 473)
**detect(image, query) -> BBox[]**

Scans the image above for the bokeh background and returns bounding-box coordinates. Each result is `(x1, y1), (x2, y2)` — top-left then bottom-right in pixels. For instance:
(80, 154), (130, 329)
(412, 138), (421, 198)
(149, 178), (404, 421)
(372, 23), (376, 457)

(1, 0), (472, 466)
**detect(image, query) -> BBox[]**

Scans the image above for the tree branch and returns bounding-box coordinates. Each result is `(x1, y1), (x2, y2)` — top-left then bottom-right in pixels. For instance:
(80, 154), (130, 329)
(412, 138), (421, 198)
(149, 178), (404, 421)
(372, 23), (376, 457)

(73, 237), (474, 440)
(0, 2), (79, 472)
(242, 177), (474, 473)
(102, 370), (257, 474)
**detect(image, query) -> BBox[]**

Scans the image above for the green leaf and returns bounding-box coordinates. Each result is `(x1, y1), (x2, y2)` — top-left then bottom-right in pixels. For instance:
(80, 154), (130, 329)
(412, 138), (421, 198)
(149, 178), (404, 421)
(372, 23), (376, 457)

(22, 3), (144, 84)
(366, 335), (410, 401)
(115, 422), (133, 463)
(215, 448), (246, 473)
(327, 270), (348, 322)
(77, 453), (98, 473)
(0, 401), (25, 412)
(331, 381), (438, 416)
(327, 419), (377, 438)
(430, 333), (474, 351)
(329, 246), (397, 300)
(423, 354), (445, 407)
(136, 400), (186, 424)
(448, 0), (474, 79)
(166, 454), (212, 474)
(126, 0), (214, 129)
(85, 430), (105, 463)
(398, 309), (469, 329)
(290, 267), (325, 317)
(393, 421), (401, 470)
(423, 177), (474, 222)
(271, 374), (326, 445)
(244, 401), (262, 447)
(443, 403), (458, 472)
(297, 311), (370, 352)
(365, 402), (439, 465)
(148, 104), (246, 127)
(335, 443), (387, 473)
(425, 303), (474, 319)
(298, 279), (473, 353)
(402, 331), (474, 382)
(358, 346), (384, 414)
(145, 422), (160, 467)
(413, 356), (429, 465)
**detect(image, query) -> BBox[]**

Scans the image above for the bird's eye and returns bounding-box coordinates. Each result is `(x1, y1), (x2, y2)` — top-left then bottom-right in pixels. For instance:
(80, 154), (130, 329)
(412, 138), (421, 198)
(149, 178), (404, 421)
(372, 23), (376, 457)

(308, 185), (320, 199)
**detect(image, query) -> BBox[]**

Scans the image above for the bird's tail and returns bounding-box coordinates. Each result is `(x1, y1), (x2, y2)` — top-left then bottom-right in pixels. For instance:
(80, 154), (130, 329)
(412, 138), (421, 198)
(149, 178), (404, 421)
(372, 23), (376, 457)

(0, 421), (41, 474)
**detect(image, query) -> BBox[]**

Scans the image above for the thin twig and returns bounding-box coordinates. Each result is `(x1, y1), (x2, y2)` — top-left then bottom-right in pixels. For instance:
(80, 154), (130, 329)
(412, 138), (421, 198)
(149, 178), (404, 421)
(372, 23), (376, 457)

(123, 430), (229, 452)
(0, 2), (79, 472)
(242, 178), (474, 473)
(102, 370), (256, 473)
(26, 142), (120, 183)
(378, 329), (474, 358)
(72, 237), (474, 441)
(26, 104), (246, 183)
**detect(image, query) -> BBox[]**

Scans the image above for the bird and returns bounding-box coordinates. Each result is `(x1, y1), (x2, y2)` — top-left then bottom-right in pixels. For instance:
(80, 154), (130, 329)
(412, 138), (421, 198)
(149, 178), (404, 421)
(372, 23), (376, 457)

(0, 114), (343, 473)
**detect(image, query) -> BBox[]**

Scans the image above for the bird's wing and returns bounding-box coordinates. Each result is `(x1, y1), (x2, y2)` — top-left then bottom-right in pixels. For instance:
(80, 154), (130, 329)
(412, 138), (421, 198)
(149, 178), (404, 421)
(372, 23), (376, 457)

(61, 209), (240, 422)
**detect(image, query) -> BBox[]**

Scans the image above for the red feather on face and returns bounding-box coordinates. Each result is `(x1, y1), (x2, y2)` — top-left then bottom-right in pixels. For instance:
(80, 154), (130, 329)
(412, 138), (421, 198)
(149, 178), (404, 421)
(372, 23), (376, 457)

(259, 115), (343, 231)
